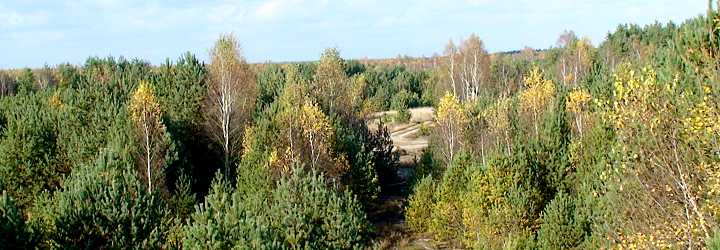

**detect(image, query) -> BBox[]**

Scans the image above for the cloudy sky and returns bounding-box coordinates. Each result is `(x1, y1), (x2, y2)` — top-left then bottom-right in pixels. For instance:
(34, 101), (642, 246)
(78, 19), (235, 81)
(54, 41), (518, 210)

(0, 0), (707, 68)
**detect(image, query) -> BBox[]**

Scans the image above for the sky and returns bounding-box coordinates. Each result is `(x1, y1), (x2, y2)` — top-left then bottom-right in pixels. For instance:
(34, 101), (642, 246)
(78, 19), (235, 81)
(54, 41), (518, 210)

(0, 0), (708, 68)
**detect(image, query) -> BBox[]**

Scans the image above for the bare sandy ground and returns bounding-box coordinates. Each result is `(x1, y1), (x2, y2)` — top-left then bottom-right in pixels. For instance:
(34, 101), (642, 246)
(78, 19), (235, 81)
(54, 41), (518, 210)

(367, 107), (447, 249)
(368, 107), (435, 165)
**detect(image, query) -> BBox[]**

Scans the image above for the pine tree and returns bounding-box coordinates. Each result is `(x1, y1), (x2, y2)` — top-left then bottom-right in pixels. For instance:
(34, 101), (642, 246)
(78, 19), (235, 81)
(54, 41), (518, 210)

(0, 191), (36, 248)
(536, 191), (585, 249)
(37, 146), (168, 249)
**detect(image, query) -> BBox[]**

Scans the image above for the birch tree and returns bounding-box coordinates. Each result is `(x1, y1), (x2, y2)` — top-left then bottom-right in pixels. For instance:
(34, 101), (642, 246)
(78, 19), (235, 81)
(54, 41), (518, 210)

(608, 66), (720, 248)
(312, 48), (350, 118)
(436, 92), (468, 164)
(566, 88), (591, 136)
(129, 81), (167, 192)
(443, 34), (490, 102)
(556, 31), (593, 87)
(204, 34), (256, 178)
(444, 40), (459, 97)
(520, 66), (555, 138)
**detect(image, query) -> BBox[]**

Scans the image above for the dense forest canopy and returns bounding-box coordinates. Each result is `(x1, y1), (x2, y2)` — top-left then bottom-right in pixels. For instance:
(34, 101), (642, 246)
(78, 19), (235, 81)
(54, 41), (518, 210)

(1, 2), (720, 249)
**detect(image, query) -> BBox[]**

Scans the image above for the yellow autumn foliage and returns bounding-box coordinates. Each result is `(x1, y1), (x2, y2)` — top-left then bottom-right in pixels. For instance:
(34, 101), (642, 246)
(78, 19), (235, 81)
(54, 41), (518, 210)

(49, 91), (63, 110)
(481, 97), (512, 153)
(128, 81), (167, 192)
(520, 66), (555, 136)
(129, 81), (163, 127)
(566, 89), (591, 113)
(435, 92), (468, 163)
(436, 92), (468, 126)
(606, 64), (720, 249)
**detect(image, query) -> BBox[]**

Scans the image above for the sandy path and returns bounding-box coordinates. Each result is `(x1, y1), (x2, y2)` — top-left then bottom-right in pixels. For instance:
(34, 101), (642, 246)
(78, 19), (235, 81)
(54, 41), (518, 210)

(367, 107), (441, 249)
(368, 107), (435, 165)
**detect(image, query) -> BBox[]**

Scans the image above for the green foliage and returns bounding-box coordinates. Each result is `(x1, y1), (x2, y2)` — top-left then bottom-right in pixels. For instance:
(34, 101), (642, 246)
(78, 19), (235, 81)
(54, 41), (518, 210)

(708, 230), (720, 250)
(0, 191), (37, 248)
(182, 174), (277, 249)
(0, 92), (62, 208)
(255, 64), (286, 116)
(368, 123), (399, 187)
(344, 59), (366, 77)
(5, 7), (720, 249)
(331, 120), (381, 206)
(16, 68), (37, 94)
(152, 52), (209, 200)
(270, 167), (370, 249)
(536, 191), (585, 249)
(183, 167), (370, 249)
(394, 106), (411, 123)
(169, 172), (196, 219)
(429, 152), (473, 240)
(55, 57), (151, 168)
(406, 175), (436, 232)
(539, 88), (572, 194)
(35, 146), (169, 249)
(154, 53), (207, 129)
(502, 230), (536, 250)
(361, 65), (435, 110)
(412, 148), (442, 185)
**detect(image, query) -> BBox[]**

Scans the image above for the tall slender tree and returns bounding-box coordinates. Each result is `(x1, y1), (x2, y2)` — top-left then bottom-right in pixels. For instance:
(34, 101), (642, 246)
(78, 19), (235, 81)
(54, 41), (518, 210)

(312, 48), (350, 117)
(129, 81), (168, 192)
(204, 34), (256, 178)
(443, 34), (490, 102)
(436, 92), (468, 164)
(520, 67), (555, 138)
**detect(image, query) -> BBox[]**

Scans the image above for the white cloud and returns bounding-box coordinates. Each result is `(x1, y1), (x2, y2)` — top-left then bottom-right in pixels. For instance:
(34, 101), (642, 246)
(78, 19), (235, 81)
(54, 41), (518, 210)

(0, 5), (49, 29)
(254, 0), (308, 21)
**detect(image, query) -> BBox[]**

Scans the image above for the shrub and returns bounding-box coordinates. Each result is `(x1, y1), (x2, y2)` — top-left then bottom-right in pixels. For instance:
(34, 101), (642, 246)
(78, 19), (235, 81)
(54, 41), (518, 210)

(270, 167), (370, 249)
(36, 147), (169, 249)
(536, 191), (585, 249)
(0, 191), (36, 248)
(429, 153), (473, 240)
(394, 107), (411, 123)
(184, 167), (371, 249)
(418, 122), (432, 136)
(406, 175), (436, 232)
(412, 149), (441, 186)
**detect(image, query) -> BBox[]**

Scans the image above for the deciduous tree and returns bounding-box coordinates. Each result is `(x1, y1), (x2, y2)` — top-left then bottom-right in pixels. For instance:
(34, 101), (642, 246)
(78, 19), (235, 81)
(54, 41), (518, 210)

(129, 81), (168, 192)
(204, 34), (256, 178)
(313, 48), (351, 118)
(520, 66), (555, 138)
(443, 34), (491, 102)
(566, 88), (592, 136)
(435, 92), (468, 164)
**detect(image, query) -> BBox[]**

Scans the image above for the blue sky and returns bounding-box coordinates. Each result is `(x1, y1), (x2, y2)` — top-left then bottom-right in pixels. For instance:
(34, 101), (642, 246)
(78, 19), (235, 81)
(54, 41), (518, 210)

(0, 0), (707, 68)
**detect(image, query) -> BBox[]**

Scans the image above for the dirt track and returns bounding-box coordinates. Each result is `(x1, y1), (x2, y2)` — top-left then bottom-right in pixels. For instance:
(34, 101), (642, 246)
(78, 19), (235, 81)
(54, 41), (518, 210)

(368, 107), (439, 249)
(368, 107), (435, 165)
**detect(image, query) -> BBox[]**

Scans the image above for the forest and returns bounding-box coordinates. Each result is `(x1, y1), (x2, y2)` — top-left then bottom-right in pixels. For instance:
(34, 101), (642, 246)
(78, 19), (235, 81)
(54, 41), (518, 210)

(2, 2), (720, 250)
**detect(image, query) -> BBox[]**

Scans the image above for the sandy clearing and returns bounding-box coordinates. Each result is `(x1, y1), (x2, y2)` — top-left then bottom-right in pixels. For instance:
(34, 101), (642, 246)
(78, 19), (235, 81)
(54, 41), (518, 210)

(368, 107), (435, 165)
